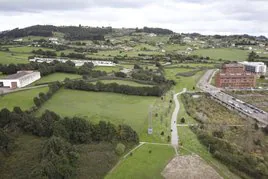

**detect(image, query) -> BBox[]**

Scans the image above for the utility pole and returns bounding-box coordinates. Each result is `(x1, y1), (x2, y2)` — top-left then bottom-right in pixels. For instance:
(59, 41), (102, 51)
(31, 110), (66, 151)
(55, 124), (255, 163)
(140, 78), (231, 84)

(148, 105), (153, 135)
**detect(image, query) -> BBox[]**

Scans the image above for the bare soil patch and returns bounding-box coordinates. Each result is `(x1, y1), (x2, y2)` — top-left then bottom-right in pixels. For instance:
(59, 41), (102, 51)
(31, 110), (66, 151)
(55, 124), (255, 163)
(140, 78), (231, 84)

(161, 154), (223, 179)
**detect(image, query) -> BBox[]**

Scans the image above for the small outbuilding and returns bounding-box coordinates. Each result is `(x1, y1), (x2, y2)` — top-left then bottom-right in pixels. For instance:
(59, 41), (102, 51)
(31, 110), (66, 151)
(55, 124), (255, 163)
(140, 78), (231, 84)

(0, 71), (41, 89)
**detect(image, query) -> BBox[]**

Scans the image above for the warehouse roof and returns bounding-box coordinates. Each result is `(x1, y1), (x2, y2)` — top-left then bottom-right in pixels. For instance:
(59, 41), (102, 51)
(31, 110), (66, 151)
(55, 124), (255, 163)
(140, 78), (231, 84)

(2, 71), (32, 80)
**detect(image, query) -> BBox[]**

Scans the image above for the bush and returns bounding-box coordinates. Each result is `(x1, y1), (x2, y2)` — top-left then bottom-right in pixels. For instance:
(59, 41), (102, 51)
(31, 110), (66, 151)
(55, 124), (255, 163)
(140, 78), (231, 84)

(180, 117), (185, 123)
(115, 143), (126, 155)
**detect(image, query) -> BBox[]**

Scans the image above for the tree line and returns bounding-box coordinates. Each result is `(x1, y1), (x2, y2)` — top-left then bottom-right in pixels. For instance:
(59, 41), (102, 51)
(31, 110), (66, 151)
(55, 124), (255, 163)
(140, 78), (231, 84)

(33, 81), (62, 110)
(0, 61), (107, 79)
(135, 27), (173, 35)
(64, 79), (172, 97)
(0, 25), (112, 41)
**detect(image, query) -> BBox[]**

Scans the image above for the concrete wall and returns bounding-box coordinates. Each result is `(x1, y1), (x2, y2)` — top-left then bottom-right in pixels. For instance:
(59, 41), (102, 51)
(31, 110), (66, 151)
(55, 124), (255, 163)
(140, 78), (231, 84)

(0, 72), (41, 88)
(0, 79), (20, 88)
(18, 72), (41, 87)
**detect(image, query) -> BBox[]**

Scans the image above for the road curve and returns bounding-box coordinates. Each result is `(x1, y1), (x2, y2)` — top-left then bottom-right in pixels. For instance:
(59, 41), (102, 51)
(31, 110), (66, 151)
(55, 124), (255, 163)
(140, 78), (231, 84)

(171, 88), (187, 151)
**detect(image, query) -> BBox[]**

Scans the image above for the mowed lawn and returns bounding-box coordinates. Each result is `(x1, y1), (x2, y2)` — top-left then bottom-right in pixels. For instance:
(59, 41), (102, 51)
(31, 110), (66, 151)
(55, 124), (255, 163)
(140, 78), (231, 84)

(192, 48), (249, 61)
(36, 89), (157, 134)
(105, 144), (175, 179)
(32, 73), (81, 85)
(95, 80), (153, 87)
(0, 87), (49, 110)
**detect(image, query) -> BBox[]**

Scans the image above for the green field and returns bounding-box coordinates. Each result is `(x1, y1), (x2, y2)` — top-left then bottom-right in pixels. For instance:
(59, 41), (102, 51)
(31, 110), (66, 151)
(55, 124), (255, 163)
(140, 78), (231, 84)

(106, 144), (175, 179)
(95, 80), (153, 87)
(94, 66), (120, 73)
(192, 48), (249, 61)
(0, 51), (29, 64)
(36, 89), (157, 135)
(32, 73), (81, 85)
(164, 67), (205, 92)
(9, 46), (53, 53)
(0, 87), (49, 110)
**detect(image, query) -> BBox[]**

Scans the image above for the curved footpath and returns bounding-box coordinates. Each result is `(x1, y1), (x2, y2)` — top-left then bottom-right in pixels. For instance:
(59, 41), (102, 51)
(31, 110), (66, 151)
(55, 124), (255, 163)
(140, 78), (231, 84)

(171, 88), (187, 154)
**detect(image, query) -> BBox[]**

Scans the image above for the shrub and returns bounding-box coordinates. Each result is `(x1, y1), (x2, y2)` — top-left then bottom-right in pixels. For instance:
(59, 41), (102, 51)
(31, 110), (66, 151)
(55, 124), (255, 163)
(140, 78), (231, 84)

(115, 143), (126, 155)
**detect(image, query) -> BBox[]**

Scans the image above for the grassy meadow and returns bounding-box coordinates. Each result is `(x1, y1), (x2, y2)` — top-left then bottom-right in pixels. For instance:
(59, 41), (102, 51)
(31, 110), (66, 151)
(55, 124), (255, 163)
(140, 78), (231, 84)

(36, 89), (157, 136)
(32, 73), (81, 85)
(95, 80), (153, 87)
(106, 144), (175, 179)
(192, 48), (249, 61)
(0, 87), (49, 110)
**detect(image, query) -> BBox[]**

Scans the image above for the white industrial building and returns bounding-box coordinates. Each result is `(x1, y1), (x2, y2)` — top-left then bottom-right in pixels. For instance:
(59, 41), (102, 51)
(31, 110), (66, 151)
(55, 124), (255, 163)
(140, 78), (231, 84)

(239, 61), (267, 76)
(0, 71), (41, 89)
(29, 57), (116, 67)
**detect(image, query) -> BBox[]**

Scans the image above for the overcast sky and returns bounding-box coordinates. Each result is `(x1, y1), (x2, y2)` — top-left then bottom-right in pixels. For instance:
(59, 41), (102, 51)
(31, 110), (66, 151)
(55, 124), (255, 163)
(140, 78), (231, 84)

(0, 0), (267, 36)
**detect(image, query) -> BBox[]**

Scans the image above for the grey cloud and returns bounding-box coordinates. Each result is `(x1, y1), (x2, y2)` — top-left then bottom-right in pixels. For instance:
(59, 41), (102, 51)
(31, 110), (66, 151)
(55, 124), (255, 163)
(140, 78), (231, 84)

(0, 0), (155, 12)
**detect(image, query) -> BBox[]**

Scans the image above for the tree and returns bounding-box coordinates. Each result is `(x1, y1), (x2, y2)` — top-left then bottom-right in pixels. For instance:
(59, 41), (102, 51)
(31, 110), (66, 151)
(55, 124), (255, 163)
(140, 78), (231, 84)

(115, 143), (126, 155)
(181, 117), (185, 123)
(33, 97), (42, 107)
(248, 51), (259, 62)
(114, 72), (127, 78)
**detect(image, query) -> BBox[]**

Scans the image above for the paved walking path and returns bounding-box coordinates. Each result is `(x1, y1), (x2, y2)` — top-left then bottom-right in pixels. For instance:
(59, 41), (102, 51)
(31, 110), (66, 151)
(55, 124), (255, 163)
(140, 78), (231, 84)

(171, 88), (187, 154)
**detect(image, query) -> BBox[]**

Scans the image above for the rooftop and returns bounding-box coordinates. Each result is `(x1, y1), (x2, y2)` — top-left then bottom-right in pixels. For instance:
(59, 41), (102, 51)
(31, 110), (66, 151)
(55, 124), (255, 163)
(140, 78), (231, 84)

(2, 71), (33, 80)
(239, 61), (266, 66)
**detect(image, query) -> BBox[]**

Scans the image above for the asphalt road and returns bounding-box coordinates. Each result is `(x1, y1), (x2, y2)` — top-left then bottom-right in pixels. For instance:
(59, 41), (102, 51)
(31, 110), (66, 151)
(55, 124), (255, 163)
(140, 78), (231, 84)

(171, 88), (186, 151)
(197, 70), (268, 126)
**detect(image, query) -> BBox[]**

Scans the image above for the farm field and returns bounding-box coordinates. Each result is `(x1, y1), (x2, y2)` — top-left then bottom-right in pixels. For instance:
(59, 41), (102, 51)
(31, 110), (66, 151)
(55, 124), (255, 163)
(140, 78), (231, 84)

(0, 87), (49, 110)
(192, 48), (249, 61)
(32, 73), (81, 85)
(9, 46), (53, 53)
(0, 51), (29, 64)
(96, 80), (153, 87)
(105, 144), (175, 179)
(94, 66), (120, 72)
(36, 89), (157, 136)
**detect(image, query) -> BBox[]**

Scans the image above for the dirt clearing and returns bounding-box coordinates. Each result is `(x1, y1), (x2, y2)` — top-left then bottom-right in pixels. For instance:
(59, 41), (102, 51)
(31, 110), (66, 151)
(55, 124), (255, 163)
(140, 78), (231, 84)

(161, 154), (222, 179)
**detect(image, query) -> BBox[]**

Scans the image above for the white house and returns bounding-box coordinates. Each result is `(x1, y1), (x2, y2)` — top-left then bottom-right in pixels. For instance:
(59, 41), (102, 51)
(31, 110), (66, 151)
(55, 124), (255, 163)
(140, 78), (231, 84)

(239, 61), (267, 76)
(0, 71), (41, 89)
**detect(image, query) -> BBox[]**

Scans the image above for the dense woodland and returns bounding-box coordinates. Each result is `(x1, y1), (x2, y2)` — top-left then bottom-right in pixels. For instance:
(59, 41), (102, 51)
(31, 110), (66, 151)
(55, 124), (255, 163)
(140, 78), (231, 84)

(0, 25), (112, 40)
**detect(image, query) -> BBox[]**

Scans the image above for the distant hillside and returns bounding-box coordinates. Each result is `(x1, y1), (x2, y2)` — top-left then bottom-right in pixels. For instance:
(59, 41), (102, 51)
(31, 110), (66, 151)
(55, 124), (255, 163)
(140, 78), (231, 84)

(136, 27), (174, 34)
(0, 25), (112, 41)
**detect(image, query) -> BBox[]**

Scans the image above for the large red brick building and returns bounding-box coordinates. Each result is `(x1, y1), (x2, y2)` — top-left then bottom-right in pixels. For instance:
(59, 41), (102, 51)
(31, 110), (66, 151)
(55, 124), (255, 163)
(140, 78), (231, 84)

(215, 63), (256, 88)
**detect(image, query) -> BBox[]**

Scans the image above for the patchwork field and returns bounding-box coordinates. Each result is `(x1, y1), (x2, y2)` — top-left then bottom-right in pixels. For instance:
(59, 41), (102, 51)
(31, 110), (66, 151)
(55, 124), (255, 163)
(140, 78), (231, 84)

(36, 89), (157, 135)
(106, 144), (175, 179)
(192, 48), (249, 61)
(0, 87), (49, 110)
(32, 72), (81, 85)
